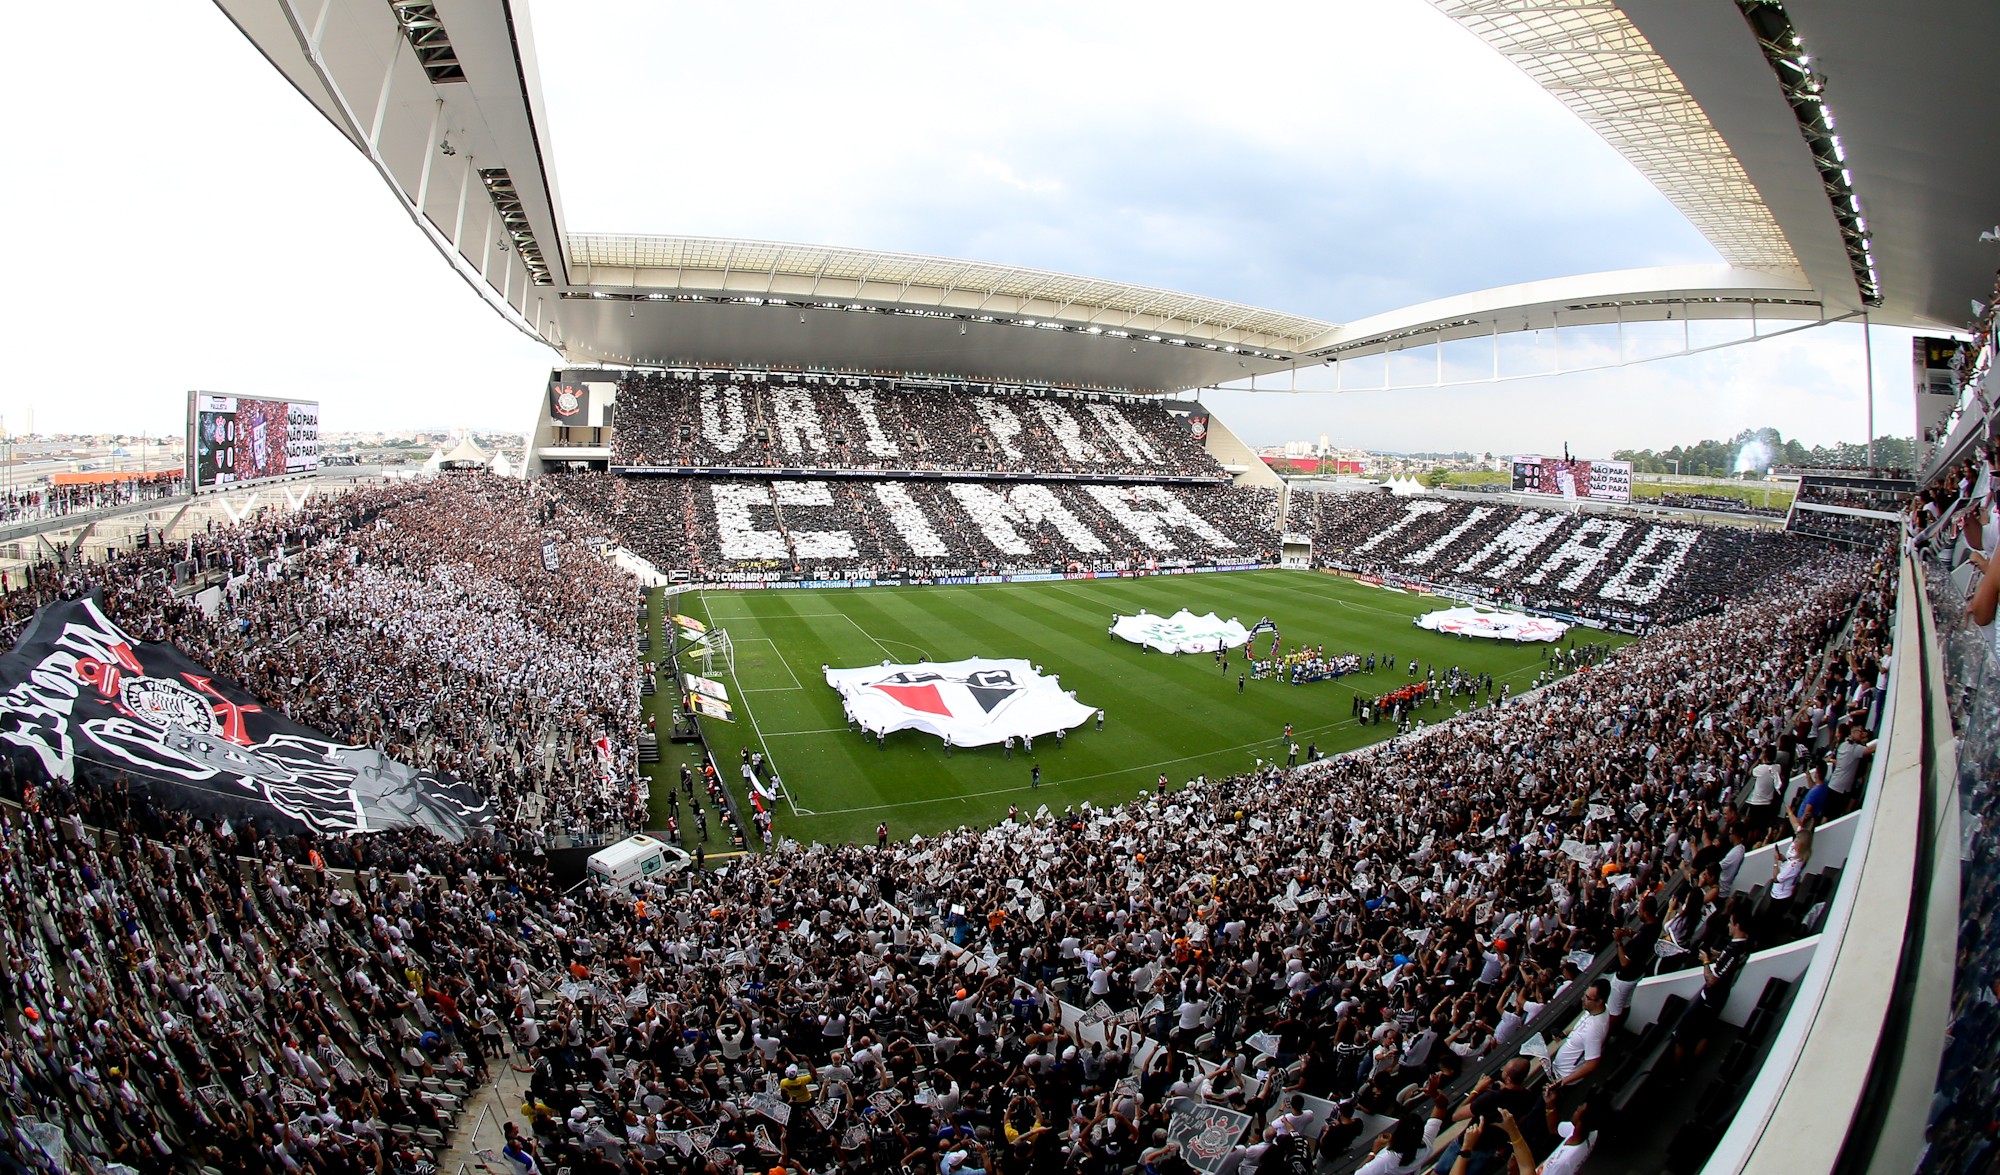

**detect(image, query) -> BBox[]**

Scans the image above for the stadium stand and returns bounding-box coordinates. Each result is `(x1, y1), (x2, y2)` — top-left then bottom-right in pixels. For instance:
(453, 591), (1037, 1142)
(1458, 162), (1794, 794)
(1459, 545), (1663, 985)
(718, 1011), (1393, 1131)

(553, 472), (1282, 580)
(1786, 511), (1901, 546)
(1909, 434), (2000, 1175)
(0, 474), (646, 839)
(1286, 491), (1818, 628)
(0, 474), (186, 527)
(609, 371), (1223, 478)
(1792, 481), (1913, 512)
(1785, 471), (1914, 547)
(1653, 492), (1785, 519)
(0, 493), (1880, 1172)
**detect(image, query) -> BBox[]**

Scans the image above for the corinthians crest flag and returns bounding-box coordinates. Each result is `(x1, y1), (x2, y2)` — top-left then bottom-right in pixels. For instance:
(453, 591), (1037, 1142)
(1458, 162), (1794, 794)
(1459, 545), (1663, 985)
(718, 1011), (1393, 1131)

(823, 657), (1095, 747)
(1111, 609), (1253, 655)
(0, 595), (494, 840)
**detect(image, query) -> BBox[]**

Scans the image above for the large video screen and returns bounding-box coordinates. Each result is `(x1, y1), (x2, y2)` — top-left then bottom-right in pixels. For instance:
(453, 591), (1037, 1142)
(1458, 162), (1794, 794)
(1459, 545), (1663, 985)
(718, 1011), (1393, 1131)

(1511, 455), (1631, 502)
(188, 393), (321, 490)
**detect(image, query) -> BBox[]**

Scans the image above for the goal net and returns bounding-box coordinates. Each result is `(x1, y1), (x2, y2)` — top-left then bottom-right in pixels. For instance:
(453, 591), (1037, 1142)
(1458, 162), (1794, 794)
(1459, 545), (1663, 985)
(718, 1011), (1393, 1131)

(703, 629), (735, 677)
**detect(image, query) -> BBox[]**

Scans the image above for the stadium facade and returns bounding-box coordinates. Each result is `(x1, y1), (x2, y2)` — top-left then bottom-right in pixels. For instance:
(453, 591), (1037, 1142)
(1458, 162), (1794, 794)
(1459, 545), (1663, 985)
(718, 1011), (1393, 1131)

(203, 3), (1995, 1174)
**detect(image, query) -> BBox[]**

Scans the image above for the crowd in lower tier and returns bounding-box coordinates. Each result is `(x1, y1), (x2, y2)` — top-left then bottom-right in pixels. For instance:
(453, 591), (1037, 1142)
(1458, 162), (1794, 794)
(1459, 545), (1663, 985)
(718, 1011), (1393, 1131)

(0, 530), (1888, 1173)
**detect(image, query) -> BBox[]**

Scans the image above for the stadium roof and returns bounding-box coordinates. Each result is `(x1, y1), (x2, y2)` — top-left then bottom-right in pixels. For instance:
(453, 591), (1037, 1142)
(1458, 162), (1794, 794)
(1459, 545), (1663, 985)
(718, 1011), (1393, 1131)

(564, 235), (1332, 348)
(214, 0), (1997, 390)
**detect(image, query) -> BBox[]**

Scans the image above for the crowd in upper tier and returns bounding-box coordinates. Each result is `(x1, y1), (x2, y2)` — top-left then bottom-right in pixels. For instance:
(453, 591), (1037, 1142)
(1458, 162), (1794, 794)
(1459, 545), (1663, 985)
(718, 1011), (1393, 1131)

(551, 473), (1283, 580)
(608, 372), (1223, 478)
(0, 473), (186, 526)
(0, 541), (1888, 1175)
(1652, 492), (1785, 519)
(1285, 491), (1822, 628)
(1786, 510), (1902, 548)
(1792, 478), (1913, 513)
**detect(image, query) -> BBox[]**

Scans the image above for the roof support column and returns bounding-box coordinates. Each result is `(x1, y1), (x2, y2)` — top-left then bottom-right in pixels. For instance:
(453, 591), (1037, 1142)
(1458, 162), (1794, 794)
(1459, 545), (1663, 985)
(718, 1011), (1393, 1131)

(450, 155), (471, 251)
(367, 20), (404, 150)
(478, 205), (495, 282)
(414, 97), (443, 213)
(1863, 314), (1875, 466)
(307, 0), (333, 54)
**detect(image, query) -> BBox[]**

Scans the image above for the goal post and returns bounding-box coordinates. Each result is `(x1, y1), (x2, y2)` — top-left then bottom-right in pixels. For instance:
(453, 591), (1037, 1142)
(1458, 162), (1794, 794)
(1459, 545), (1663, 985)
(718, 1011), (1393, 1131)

(703, 629), (734, 676)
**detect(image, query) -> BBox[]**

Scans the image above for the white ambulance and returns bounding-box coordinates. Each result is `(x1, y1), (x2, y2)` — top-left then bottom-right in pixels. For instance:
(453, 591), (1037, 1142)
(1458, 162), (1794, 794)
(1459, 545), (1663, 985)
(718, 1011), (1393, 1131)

(584, 835), (692, 893)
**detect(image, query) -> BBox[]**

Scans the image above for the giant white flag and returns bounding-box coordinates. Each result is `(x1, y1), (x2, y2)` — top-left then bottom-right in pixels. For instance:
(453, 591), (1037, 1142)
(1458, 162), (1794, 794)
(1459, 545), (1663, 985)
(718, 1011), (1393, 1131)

(1110, 609), (1251, 655)
(825, 658), (1095, 746)
(1415, 606), (1568, 642)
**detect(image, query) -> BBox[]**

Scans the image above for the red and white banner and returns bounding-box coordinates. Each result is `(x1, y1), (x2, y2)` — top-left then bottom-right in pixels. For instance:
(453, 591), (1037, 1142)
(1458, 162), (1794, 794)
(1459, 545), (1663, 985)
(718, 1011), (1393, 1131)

(1415, 606), (1568, 642)
(824, 657), (1095, 746)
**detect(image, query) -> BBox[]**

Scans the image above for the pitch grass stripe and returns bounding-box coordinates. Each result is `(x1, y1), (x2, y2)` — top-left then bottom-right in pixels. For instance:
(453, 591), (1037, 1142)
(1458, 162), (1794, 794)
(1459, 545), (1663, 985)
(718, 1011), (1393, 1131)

(667, 571), (1626, 845)
(729, 637), (805, 691)
(791, 576), (1303, 807)
(923, 587), (1283, 803)
(729, 607), (916, 812)
(805, 712), (1368, 815)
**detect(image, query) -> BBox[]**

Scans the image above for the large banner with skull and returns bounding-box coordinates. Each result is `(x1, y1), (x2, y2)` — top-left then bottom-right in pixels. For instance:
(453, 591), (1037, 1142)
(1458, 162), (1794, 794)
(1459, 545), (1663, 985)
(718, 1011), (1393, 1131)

(0, 595), (493, 840)
(823, 657), (1095, 746)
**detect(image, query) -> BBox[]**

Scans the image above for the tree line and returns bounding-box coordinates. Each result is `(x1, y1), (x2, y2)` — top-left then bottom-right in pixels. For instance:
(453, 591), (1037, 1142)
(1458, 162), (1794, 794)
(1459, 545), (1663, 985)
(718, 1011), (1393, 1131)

(1612, 428), (1914, 476)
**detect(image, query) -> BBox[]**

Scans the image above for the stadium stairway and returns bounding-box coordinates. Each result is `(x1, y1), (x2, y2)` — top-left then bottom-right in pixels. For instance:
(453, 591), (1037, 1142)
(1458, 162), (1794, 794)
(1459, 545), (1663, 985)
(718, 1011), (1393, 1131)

(438, 1057), (531, 1174)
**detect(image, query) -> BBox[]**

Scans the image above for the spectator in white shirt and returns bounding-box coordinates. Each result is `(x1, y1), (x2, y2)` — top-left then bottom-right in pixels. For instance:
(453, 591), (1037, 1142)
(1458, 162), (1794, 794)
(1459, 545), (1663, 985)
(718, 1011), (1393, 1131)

(1544, 980), (1611, 1089)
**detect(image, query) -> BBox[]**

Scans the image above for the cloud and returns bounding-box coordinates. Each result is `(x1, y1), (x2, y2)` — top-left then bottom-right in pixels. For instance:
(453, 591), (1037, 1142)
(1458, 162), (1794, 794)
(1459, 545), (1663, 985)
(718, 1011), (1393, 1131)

(0, 0), (1921, 455)
(963, 153), (1064, 197)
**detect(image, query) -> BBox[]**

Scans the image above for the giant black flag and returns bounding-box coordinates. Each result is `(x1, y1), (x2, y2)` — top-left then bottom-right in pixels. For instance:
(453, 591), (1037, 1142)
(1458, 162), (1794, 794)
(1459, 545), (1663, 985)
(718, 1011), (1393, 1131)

(0, 595), (493, 841)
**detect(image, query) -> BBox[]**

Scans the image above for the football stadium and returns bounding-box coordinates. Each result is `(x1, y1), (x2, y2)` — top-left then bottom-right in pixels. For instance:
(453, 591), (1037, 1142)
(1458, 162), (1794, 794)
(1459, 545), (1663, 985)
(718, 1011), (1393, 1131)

(0, 2), (1994, 1174)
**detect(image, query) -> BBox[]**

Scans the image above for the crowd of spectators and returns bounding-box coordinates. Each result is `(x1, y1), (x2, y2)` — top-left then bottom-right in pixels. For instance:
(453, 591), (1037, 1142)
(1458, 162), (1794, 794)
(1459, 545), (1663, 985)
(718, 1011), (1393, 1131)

(1653, 493), (1784, 519)
(0, 516), (1886, 1173)
(0, 435), (1908, 1175)
(1792, 478), (1914, 513)
(608, 372), (1222, 479)
(1287, 492), (1818, 628)
(1785, 512), (1901, 548)
(1772, 464), (1914, 479)
(0, 788), (509, 1175)
(552, 473), (1282, 581)
(1909, 433), (2000, 1174)
(0, 473), (186, 526)
(0, 474), (646, 838)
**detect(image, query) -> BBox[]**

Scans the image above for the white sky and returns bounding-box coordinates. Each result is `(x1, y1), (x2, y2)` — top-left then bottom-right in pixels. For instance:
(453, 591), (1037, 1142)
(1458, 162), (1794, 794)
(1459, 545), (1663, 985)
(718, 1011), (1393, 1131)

(0, 0), (1916, 452)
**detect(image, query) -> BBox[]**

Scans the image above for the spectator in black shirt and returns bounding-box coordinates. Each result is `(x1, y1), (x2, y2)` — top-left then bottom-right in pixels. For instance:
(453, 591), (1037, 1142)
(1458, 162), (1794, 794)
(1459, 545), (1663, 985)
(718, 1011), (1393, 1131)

(1434, 1056), (1540, 1175)
(1672, 907), (1755, 1067)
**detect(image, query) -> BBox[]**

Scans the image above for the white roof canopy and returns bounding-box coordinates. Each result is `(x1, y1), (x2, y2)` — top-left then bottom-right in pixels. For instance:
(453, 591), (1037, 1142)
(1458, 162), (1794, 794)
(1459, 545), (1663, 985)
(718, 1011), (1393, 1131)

(215, 0), (1997, 390)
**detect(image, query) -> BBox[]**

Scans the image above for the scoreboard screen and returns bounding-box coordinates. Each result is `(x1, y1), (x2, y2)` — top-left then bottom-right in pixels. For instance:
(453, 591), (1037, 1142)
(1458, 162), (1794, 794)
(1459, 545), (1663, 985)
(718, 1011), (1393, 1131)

(189, 393), (321, 490)
(1511, 456), (1631, 502)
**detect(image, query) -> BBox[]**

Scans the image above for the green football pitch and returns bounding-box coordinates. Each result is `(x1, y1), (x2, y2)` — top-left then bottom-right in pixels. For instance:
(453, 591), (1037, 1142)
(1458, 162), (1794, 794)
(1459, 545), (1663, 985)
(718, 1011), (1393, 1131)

(639, 571), (1626, 848)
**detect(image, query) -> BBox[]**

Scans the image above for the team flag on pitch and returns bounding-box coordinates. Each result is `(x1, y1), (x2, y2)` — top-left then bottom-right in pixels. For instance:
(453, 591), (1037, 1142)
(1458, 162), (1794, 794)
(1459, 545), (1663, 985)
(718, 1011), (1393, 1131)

(824, 657), (1094, 747)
